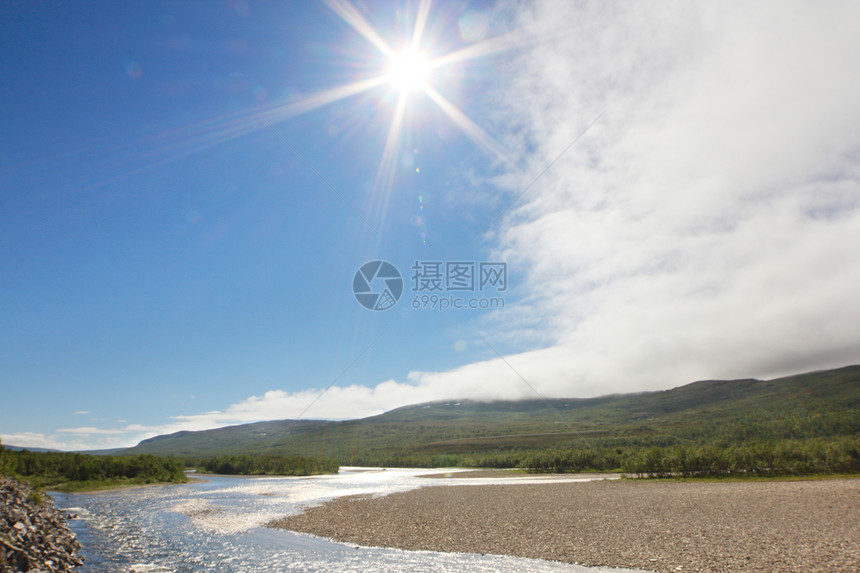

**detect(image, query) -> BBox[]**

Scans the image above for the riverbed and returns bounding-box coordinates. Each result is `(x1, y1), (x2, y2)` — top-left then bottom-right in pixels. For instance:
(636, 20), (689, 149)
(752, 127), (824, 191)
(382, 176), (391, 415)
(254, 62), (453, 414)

(52, 468), (641, 572)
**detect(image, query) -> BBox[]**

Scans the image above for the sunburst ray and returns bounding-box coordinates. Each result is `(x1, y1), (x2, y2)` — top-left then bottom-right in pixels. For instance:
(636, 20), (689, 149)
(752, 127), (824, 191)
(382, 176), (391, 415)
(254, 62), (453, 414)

(371, 93), (409, 218)
(422, 85), (507, 161)
(411, 0), (433, 50)
(322, 0), (395, 58)
(430, 28), (528, 69)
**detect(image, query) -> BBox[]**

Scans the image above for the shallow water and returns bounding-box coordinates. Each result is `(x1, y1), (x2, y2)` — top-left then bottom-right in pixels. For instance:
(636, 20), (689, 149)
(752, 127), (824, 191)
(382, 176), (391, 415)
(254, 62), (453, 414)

(52, 468), (646, 572)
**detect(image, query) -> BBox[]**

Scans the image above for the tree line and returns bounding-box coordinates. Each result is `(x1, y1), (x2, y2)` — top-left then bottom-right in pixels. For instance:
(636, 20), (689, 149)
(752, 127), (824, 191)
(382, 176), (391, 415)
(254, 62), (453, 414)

(0, 443), (340, 490)
(188, 454), (339, 476)
(0, 442), (187, 489)
(619, 437), (860, 477)
(335, 436), (860, 477)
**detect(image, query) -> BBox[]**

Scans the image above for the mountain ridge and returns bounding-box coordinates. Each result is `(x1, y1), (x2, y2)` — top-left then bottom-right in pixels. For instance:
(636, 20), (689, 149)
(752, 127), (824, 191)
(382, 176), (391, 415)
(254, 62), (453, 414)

(122, 365), (860, 464)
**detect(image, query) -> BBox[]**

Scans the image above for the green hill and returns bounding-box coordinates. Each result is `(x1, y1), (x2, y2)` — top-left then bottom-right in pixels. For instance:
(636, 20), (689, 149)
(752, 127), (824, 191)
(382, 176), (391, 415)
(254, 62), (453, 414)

(124, 365), (860, 468)
(127, 419), (333, 458)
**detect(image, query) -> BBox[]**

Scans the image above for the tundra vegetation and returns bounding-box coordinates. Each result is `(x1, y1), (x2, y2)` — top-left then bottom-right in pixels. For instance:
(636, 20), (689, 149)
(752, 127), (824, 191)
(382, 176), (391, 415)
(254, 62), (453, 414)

(0, 441), (340, 492)
(189, 454), (339, 476)
(0, 442), (188, 492)
(123, 366), (860, 478)
(5, 366), (859, 481)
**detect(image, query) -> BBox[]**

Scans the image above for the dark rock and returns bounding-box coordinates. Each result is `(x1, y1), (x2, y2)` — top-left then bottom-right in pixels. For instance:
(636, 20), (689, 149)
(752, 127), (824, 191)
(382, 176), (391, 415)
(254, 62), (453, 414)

(1, 476), (82, 572)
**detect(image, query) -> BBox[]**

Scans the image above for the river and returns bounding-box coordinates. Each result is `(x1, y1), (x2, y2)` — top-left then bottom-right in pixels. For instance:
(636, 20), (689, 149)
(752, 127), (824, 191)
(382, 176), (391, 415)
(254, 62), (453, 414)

(52, 468), (645, 572)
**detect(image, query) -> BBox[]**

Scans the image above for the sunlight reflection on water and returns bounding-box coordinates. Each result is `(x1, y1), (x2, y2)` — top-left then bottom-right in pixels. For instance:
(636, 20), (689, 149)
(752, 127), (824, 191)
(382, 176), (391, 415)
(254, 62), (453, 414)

(53, 468), (648, 573)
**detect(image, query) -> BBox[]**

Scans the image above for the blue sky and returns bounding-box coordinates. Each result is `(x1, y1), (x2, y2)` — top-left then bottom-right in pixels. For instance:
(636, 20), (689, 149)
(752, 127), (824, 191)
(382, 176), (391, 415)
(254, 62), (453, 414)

(3, 0), (860, 451)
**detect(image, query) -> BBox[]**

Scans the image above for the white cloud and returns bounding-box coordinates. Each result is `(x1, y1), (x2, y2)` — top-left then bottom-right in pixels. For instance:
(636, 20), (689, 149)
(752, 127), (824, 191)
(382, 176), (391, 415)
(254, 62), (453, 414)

(478, 0), (860, 388)
(0, 432), (120, 452)
(56, 426), (131, 436)
(73, 410), (90, 415)
(1, 432), (62, 450)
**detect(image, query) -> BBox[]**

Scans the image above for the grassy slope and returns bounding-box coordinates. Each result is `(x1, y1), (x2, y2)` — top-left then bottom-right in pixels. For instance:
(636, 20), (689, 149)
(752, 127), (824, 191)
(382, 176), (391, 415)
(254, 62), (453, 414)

(124, 365), (860, 463)
(39, 476), (187, 493)
(126, 420), (333, 457)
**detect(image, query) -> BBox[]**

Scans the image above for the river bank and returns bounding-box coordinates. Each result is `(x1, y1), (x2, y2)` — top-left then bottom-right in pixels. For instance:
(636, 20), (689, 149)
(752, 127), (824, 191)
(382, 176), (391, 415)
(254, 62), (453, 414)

(1, 476), (82, 572)
(271, 476), (860, 572)
(52, 470), (624, 572)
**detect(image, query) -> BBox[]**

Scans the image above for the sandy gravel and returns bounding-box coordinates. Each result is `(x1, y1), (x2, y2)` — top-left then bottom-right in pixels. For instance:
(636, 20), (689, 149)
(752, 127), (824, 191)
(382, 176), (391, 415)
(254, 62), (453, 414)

(270, 477), (860, 572)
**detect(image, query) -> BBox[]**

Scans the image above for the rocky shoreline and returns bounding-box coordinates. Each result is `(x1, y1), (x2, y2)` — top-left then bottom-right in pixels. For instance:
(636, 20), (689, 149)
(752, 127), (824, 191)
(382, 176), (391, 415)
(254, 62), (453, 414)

(271, 476), (860, 572)
(1, 476), (82, 572)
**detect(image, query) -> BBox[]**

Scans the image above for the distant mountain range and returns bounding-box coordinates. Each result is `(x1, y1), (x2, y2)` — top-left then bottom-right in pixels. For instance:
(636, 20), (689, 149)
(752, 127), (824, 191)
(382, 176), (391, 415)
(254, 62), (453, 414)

(1, 445), (61, 453)
(120, 365), (860, 465)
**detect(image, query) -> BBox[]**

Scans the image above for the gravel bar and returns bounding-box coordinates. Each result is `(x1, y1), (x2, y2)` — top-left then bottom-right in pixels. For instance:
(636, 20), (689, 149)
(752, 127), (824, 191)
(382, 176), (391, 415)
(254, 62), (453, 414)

(270, 477), (860, 572)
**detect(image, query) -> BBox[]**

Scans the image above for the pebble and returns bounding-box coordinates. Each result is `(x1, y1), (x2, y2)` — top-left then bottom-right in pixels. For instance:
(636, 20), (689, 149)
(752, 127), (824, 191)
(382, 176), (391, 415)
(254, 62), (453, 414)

(271, 477), (860, 572)
(1, 476), (82, 572)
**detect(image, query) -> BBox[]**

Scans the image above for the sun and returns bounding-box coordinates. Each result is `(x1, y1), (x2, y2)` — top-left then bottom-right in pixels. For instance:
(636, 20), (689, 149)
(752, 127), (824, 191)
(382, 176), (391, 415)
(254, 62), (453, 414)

(254, 0), (509, 197)
(385, 48), (431, 93)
